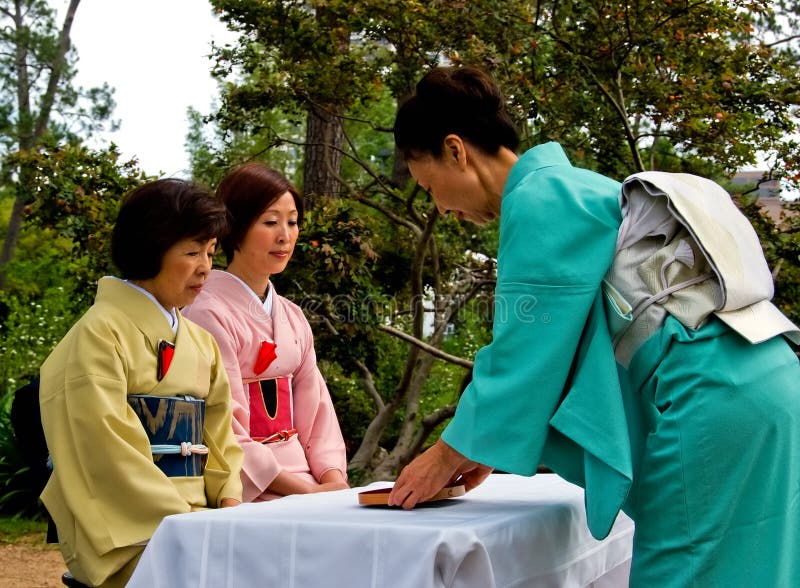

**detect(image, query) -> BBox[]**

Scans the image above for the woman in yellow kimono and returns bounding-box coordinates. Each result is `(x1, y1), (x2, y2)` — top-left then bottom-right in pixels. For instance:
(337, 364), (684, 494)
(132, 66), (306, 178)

(388, 66), (800, 586)
(39, 179), (244, 588)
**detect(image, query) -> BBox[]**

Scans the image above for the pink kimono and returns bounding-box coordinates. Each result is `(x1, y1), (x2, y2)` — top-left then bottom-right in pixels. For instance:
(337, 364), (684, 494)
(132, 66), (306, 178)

(183, 270), (347, 502)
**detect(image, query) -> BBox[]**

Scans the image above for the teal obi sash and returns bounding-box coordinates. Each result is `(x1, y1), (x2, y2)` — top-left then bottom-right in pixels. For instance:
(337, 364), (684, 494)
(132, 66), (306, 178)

(128, 394), (207, 477)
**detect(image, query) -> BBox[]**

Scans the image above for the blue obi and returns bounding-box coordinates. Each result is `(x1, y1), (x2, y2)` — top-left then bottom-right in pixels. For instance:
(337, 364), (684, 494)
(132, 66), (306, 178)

(128, 394), (207, 477)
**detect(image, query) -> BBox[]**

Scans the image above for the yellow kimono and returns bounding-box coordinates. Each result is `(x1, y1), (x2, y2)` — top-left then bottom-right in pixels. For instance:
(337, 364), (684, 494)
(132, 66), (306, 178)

(39, 277), (243, 588)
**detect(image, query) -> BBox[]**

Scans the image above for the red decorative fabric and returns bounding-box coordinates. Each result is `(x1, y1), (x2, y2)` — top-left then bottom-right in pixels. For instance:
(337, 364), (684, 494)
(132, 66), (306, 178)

(157, 340), (175, 380)
(254, 340), (277, 374)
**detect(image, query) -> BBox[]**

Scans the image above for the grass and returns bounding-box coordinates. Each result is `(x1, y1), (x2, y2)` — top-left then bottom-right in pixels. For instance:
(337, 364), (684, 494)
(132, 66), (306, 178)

(0, 515), (48, 544)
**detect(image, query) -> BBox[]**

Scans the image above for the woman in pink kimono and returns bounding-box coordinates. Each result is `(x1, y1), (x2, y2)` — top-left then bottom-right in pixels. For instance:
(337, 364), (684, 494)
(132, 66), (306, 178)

(183, 162), (349, 502)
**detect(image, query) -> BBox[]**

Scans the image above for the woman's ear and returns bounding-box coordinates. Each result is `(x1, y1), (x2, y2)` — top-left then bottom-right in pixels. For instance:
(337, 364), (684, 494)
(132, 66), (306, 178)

(443, 135), (467, 170)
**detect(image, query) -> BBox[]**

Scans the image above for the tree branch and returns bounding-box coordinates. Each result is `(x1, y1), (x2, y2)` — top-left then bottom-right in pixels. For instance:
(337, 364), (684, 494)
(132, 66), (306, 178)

(377, 324), (474, 369)
(354, 359), (384, 412)
(407, 402), (458, 459)
(766, 34), (800, 48)
(34, 0), (80, 140)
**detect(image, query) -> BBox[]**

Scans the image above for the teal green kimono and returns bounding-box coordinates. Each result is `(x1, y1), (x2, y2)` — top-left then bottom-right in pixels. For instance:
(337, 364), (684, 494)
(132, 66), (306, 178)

(442, 142), (800, 586)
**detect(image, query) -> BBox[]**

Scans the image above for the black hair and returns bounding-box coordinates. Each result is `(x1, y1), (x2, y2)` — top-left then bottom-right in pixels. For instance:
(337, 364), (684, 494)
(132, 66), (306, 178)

(216, 162), (304, 264)
(111, 179), (228, 280)
(394, 66), (520, 161)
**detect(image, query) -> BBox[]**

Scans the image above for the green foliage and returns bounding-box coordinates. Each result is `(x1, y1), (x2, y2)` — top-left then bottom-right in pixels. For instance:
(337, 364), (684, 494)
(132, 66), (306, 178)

(316, 359), (374, 455)
(273, 196), (384, 369)
(429, 1), (796, 179)
(0, 144), (147, 395)
(14, 143), (148, 297)
(0, 287), (81, 396)
(211, 0), (389, 119)
(340, 86), (398, 183)
(186, 105), (305, 190)
(0, 226), (73, 299)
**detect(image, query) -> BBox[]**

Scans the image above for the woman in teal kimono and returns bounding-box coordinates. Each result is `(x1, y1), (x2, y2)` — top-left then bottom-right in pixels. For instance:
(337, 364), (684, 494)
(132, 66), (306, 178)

(387, 66), (800, 586)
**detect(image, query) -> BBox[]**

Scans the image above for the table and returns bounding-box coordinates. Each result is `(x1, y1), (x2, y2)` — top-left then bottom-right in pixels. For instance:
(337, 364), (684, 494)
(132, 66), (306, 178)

(126, 473), (634, 588)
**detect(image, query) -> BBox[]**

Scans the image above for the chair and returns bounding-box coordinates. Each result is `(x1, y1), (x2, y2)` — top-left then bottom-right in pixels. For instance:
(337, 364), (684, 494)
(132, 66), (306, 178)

(61, 572), (90, 587)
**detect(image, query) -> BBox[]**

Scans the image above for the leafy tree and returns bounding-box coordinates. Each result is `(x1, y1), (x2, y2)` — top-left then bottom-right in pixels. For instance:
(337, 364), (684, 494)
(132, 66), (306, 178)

(0, 0), (116, 288)
(185, 104), (305, 190)
(192, 0), (800, 482)
(210, 0), (376, 202)
(16, 143), (147, 296)
(0, 143), (147, 393)
(0, 142), (148, 519)
(440, 1), (800, 181)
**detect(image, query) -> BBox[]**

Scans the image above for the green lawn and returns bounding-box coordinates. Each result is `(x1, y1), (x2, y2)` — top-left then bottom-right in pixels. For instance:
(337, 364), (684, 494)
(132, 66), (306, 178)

(0, 515), (47, 543)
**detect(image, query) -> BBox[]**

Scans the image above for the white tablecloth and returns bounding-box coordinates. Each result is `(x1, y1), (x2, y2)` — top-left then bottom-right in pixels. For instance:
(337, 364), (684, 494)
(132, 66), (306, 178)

(127, 474), (633, 588)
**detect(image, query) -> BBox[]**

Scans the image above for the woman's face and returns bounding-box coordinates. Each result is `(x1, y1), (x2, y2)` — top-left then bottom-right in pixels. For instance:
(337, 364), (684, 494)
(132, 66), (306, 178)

(143, 237), (217, 310)
(235, 191), (299, 278)
(407, 151), (498, 226)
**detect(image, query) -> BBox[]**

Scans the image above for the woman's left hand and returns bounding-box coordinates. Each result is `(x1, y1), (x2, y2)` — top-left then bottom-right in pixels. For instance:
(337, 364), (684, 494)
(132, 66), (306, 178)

(314, 469), (350, 493)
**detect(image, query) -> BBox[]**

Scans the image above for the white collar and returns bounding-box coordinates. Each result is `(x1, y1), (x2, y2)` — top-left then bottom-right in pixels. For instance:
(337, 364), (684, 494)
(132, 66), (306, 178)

(224, 271), (273, 317)
(113, 277), (178, 333)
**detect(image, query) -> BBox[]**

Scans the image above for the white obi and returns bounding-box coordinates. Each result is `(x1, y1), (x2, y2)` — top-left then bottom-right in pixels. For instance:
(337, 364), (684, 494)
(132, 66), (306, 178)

(603, 172), (800, 366)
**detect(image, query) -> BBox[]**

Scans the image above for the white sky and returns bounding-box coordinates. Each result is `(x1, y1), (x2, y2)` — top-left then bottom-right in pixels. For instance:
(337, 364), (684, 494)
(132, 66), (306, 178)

(68, 0), (235, 178)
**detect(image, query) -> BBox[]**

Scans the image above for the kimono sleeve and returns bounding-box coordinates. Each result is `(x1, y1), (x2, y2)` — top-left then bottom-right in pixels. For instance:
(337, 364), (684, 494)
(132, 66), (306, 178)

(442, 169), (622, 476)
(195, 330), (244, 505)
(40, 321), (190, 555)
(185, 304), (283, 499)
(290, 314), (348, 482)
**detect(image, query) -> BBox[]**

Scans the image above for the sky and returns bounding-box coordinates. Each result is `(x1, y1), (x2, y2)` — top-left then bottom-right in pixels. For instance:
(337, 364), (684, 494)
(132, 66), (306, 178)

(67, 0), (235, 178)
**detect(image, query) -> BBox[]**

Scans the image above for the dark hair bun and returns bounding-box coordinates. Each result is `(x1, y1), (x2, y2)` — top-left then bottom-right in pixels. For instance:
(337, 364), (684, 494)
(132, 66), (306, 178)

(394, 66), (520, 159)
(416, 66), (504, 118)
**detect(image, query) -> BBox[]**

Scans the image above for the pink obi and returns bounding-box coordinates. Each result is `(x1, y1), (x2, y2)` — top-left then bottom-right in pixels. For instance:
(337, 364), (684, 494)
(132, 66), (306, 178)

(247, 376), (295, 443)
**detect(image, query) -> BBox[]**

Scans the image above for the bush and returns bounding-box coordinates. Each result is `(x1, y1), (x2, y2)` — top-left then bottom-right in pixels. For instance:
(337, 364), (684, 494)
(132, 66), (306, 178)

(0, 286), (84, 398)
(0, 286), (85, 519)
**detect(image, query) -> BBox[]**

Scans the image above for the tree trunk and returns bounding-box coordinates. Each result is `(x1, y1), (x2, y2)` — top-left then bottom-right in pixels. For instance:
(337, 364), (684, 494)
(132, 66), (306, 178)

(302, 101), (344, 204)
(0, 0), (81, 289)
(300, 4), (349, 207)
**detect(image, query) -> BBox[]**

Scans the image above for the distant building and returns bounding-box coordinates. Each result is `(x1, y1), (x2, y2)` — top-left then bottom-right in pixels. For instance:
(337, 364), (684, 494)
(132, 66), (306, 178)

(730, 170), (781, 199)
(731, 170), (788, 223)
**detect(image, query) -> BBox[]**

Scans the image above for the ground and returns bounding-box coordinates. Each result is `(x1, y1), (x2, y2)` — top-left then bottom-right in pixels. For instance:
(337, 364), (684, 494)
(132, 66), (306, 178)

(0, 533), (67, 588)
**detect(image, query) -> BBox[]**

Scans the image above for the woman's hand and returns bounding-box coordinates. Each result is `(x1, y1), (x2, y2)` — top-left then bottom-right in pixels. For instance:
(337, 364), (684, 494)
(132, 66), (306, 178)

(313, 469), (350, 493)
(268, 470), (317, 496)
(388, 439), (492, 509)
(219, 497), (241, 508)
(267, 469), (349, 496)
